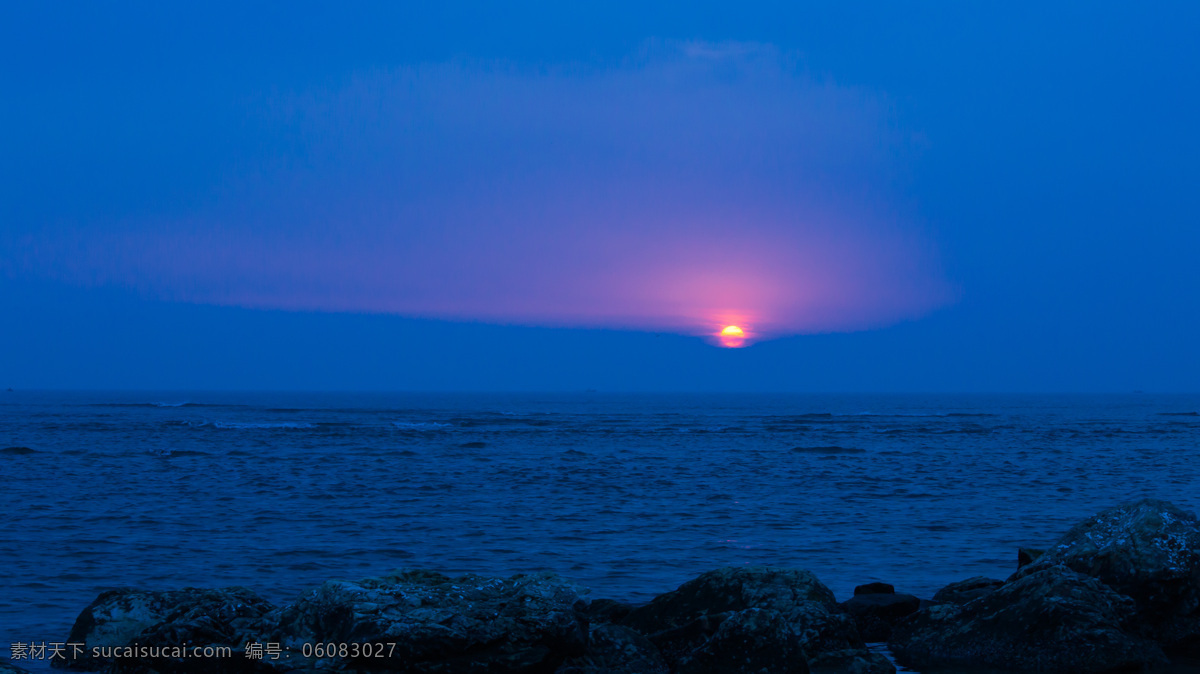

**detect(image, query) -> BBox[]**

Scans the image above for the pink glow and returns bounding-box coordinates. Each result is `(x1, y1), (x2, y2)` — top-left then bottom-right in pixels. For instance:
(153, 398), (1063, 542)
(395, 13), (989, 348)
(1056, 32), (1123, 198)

(4, 43), (954, 344)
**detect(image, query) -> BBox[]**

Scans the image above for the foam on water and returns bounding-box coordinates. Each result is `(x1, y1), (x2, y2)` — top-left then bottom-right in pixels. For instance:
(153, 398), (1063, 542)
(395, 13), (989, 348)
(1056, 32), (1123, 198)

(392, 421), (452, 429)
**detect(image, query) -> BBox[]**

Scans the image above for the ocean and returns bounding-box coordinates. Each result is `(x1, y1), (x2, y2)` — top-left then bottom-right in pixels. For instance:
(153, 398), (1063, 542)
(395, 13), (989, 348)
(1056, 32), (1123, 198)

(3, 391), (1200, 665)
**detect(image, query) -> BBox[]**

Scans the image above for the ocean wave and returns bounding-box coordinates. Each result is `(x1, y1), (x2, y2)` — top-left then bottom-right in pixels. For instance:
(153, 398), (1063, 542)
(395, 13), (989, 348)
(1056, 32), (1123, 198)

(87, 402), (244, 409)
(789, 445), (867, 454)
(848, 411), (998, 418)
(671, 426), (739, 434)
(392, 421), (451, 429)
(148, 448), (210, 457)
(212, 421), (316, 430)
(450, 416), (554, 427)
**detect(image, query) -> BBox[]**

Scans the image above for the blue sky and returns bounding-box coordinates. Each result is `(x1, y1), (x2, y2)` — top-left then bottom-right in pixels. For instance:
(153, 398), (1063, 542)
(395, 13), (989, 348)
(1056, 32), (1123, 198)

(2, 2), (1197, 391)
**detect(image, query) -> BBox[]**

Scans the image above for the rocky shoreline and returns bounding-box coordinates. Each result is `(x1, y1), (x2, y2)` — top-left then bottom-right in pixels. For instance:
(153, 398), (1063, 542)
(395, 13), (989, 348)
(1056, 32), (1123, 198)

(8, 499), (1200, 673)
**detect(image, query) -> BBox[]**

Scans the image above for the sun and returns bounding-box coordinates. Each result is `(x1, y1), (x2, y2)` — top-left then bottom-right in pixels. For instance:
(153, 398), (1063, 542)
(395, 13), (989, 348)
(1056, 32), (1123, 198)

(717, 325), (747, 348)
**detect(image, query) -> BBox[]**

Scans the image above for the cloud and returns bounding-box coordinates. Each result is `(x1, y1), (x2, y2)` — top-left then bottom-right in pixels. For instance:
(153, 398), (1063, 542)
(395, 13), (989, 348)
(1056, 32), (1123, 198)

(7, 42), (953, 344)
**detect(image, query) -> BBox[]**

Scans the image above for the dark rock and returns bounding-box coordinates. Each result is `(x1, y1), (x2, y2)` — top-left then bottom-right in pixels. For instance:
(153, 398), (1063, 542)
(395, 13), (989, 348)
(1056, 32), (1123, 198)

(2, 662), (33, 674)
(623, 566), (839, 632)
(840, 593), (921, 642)
(623, 566), (865, 668)
(641, 611), (729, 668)
(778, 601), (866, 658)
(930, 576), (1003, 605)
(672, 608), (808, 674)
(584, 598), (635, 624)
(1012, 498), (1200, 653)
(458, 441), (487, 448)
(889, 564), (1168, 673)
(1, 446), (35, 455)
(50, 568), (892, 674)
(807, 648), (896, 674)
(853, 582), (894, 596)
(556, 623), (668, 674)
(53, 586), (275, 671)
(1018, 546), (1045, 568)
(260, 569), (588, 673)
(58, 571), (589, 673)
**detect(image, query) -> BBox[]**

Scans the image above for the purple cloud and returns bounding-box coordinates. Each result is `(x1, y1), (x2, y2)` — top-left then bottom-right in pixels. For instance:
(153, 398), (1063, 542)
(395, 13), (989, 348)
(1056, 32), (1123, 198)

(8, 42), (953, 345)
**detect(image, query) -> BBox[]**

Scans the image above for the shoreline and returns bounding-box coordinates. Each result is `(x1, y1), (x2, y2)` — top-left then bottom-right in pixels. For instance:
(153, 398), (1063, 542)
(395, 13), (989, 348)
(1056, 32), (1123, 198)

(9, 499), (1200, 674)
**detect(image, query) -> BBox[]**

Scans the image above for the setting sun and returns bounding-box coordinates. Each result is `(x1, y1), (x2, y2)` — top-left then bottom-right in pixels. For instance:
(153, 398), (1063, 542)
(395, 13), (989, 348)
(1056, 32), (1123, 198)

(717, 325), (748, 348)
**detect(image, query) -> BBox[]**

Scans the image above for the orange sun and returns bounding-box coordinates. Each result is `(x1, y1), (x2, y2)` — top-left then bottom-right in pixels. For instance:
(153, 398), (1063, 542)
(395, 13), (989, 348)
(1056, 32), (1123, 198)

(718, 325), (747, 348)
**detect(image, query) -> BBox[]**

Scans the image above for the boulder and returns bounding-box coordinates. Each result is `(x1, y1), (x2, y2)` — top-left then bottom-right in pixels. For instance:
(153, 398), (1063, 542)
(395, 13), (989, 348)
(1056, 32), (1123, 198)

(781, 601), (871, 660)
(623, 567), (839, 631)
(672, 608), (808, 674)
(840, 593), (920, 642)
(1018, 547), (1045, 569)
(853, 582), (894, 596)
(53, 586), (274, 671)
(556, 623), (668, 674)
(930, 576), (1002, 605)
(622, 567), (884, 672)
(260, 569), (588, 672)
(1013, 498), (1200, 653)
(58, 571), (590, 673)
(807, 648), (896, 674)
(889, 564), (1168, 673)
(641, 611), (729, 669)
(583, 598), (635, 624)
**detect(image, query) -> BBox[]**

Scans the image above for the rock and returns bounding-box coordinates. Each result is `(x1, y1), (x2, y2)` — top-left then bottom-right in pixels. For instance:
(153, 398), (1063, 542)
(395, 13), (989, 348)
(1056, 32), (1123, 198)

(640, 611), (728, 669)
(53, 586), (275, 671)
(889, 564), (1168, 673)
(672, 609), (808, 674)
(1018, 546), (1045, 568)
(260, 569), (588, 673)
(782, 601), (869, 658)
(930, 576), (1003, 605)
(556, 623), (668, 674)
(58, 571), (589, 673)
(623, 566), (839, 632)
(807, 648), (896, 674)
(584, 598), (635, 624)
(622, 566), (865, 669)
(840, 593), (921, 642)
(853, 582), (894, 595)
(1, 446), (35, 455)
(1013, 498), (1200, 653)
(40, 567), (886, 674)
(2, 662), (33, 674)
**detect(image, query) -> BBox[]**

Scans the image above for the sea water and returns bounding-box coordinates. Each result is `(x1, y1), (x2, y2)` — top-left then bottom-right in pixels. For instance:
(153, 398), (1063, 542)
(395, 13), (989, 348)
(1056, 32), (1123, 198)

(3, 391), (1200, 663)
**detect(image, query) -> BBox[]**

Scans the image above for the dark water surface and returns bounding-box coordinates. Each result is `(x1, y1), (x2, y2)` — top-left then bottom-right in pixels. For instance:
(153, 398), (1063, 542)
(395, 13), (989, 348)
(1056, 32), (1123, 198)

(4, 391), (1200, 665)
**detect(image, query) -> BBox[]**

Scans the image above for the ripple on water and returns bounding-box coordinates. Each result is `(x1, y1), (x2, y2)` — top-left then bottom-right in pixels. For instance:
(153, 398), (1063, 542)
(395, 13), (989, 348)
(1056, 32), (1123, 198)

(4, 392), (1200, 657)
